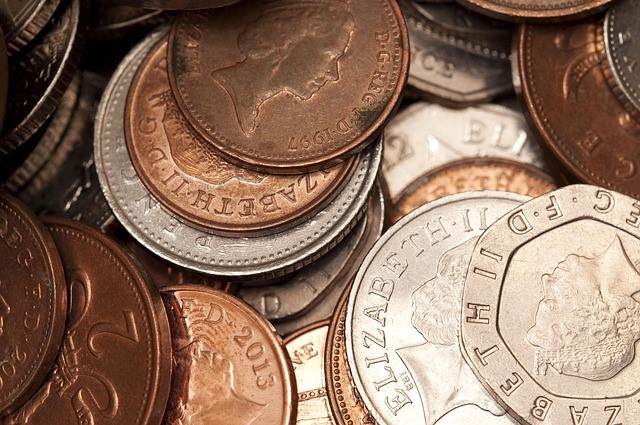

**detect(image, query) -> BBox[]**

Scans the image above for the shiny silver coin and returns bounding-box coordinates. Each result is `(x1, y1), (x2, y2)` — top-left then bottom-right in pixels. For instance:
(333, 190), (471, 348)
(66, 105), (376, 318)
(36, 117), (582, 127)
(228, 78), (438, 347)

(461, 185), (640, 424)
(94, 28), (381, 279)
(345, 190), (526, 425)
(383, 102), (548, 199)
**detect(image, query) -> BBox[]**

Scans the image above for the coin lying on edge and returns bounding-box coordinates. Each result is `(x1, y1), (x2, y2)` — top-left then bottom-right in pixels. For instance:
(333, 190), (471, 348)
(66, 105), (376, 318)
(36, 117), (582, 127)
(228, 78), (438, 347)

(167, 0), (408, 174)
(461, 185), (640, 424)
(455, 0), (614, 21)
(161, 285), (296, 425)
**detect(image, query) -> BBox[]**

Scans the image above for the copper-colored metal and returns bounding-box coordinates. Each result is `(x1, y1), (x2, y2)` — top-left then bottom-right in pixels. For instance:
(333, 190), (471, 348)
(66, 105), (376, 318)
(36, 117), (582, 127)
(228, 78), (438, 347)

(0, 192), (66, 416)
(388, 157), (557, 223)
(126, 38), (356, 236)
(517, 21), (640, 199)
(325, 286), (377, 425)
(160, 285), (296, 425)
(4, 217), (172, 424)
(456, 0), (614, 21)
(167, 0), (409, 174)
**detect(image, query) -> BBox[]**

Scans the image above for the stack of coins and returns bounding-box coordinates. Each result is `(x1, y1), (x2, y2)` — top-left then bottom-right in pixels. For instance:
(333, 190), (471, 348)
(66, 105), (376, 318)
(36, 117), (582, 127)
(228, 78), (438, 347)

(1, 0), (640, 424)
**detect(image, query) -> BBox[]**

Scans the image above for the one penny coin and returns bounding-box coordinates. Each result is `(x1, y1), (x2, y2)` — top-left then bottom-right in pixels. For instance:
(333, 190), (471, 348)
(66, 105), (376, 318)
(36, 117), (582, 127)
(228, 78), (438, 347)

(167, 0), (408, 173)
(3, 217), (172, 424)
(0, 192), (66, 416)
(126, 37), (356, 236)
(160, 285), (296, 425)
(455, 0), (614, 21)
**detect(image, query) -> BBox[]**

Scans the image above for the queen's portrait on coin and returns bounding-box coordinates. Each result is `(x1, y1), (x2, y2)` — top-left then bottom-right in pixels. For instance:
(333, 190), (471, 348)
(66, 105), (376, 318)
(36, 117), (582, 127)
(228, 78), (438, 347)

(396, 238), (514, 424)
(527, 236), (640, 381)
(211, 0), (355, 135)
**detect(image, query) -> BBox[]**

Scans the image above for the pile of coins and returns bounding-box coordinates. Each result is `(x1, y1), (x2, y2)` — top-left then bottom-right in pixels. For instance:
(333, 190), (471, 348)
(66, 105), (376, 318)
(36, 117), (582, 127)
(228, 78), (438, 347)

(0, 0), (639, 424)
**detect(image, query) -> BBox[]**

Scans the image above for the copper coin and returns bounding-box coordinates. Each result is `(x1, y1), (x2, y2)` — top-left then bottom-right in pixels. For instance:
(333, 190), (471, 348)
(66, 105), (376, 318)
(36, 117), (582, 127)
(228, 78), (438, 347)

(126, 36), (356, 236)
(160, 285), (296, 425)
(89, 3), (167, 41)
(0, 0), (61, 55)
(3, 217), (172, 424)
(284, 320), (335, 425)
(167, 0), (409, 174)
(109, 0), (243, 10)
(455, 0), (614, 21)
(325, 287), (377, 425)
(0, 192), (66, 416)
(517, 20), (640, 199)
(388, 157), (557, 223)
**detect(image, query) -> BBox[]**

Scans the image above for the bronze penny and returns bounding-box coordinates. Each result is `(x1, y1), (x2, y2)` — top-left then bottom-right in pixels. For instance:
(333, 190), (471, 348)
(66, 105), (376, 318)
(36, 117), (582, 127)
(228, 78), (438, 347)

(3, 217), (172, 424)
(388, 157), (557, 223)
(167, 0), (409, 174)
(0, 192), (66, 416)
(126, 37), (356, 236)
(455, 0), (613, 21)
(325, 286), (377, 425)
(517, 20), (640, 199)
(0, 0), (61, 55)
(160, 285), (296, 425)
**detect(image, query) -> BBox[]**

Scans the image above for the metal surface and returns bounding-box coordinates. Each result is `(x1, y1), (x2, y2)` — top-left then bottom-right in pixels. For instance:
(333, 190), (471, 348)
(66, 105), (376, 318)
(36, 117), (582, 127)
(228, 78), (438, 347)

(0, 0), (61, 55)
(455, 0), (614, 21)
(89, 3), (166, 41)
(109, 0), (243, 10)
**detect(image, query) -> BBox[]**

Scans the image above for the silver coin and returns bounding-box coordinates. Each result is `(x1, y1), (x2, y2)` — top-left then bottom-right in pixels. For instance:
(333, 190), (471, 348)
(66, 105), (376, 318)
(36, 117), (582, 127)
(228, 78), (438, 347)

(461, 184), (640, 424)
(604, 0), (640, 118)
(383, 102), (548, 199)
(345, 190), (526, 425)
(94, 28), (381, 279)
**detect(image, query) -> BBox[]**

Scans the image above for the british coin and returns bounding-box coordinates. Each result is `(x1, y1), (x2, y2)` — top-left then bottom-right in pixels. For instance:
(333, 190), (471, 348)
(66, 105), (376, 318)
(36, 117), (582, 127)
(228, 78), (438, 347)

(0, 192), (66, 416)
(345, 191), (527, 425)
(95, 28), (381, 279)
(160, 285), (295, 425)
(3, 217), (172, 424)
(0, 0), (61, 55)
(460, 184), (640, 424)
(0, 0), (85, 158)
(388, 157), (557, 223)
(167, 0), (408, 174)
(126, 36), (356, 236)
(455, 0), (614, 21)
(603, 0), (640, 119)
(383, 102), (548, 199)
(89, 3), (167, 41)
(517, 21), (640, 199)
(109, 0), (243, 9)
(285, 321), (335, 425)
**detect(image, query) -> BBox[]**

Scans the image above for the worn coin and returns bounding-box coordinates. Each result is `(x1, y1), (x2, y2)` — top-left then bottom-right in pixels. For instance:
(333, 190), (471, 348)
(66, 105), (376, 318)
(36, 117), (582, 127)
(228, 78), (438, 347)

(160, 285), (296, 425)
(110, 0), (243, 9)
(0, 0), (61, 55)
(517, 21), (640, 199)
(285, 321), (335, 425)
(95, 28), (381, 278)
(0, 192), (66, 416)
(3, 217), (171, 424)
(455, 0), (614, 21)
(346, 191), (527, 424)
(388, 157), (556, 223)
(461, 184), (640, 424)
(383, 102), (548, 199)
(89, 2), (166, 41)
(168, 0), (408, 174)
(126, 36), (356, 236)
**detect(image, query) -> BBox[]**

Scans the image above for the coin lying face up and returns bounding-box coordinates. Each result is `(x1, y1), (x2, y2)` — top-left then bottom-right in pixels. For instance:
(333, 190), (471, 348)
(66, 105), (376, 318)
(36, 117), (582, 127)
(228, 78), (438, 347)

(455, 0), (614, 21)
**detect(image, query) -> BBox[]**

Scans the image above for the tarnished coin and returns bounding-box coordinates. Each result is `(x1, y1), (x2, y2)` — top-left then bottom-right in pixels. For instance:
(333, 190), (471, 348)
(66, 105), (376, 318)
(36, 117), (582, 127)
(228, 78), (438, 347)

(109, 0), (243, 9)
(346, 191), (527, 425)
(517, 21), (640, 199)
(0, 0), (61, 55)
(167, 0), (408, 173)
(160, 285), (295, 425)
(3, 217), (171, 424)
(0, 192), (66, 416)
(383, 102), (548, 199)
(285, 321), (335, 425)
(455, 0), (613, 21)
(604, 0), (640, 119)
(461, 185), (640, 424)
(126, 36), (356, 236)
(95, 28), (381, 279)
(388, 157), (557, 223)
(0, 0), (85, 157)
(89, 2), (166, 41)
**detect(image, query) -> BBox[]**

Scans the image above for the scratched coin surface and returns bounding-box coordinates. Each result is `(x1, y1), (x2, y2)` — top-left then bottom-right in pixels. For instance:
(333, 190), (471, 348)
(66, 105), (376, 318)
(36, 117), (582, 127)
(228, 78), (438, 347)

(461, 185), (640, 424)
(0, 193), (66, 416)
(168, 0), (408, 173)
(3, 217), (171, 424)
(455, 0), (613, 21)
(346, 191), (527, 425)
(0, 0), (61, 54)
(126, 37), (355, 236)
(160, 285), (295, 425)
